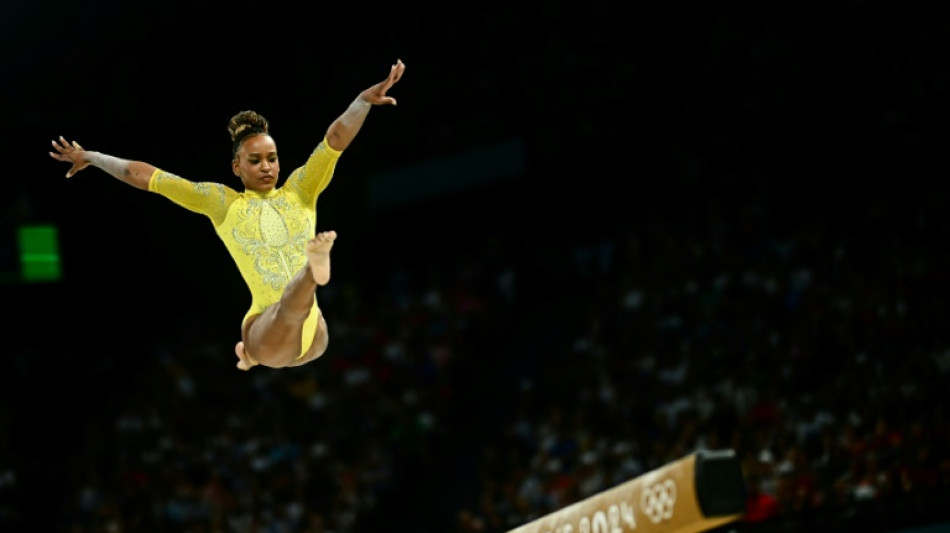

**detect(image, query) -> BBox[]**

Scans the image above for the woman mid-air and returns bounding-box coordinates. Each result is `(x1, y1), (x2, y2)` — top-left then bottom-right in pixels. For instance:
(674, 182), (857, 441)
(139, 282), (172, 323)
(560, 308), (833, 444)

(50, 59), (406, 371)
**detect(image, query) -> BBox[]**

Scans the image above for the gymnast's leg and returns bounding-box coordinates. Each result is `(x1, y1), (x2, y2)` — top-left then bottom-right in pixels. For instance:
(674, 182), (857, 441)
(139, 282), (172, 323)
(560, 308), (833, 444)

(235, 230), (336, 369)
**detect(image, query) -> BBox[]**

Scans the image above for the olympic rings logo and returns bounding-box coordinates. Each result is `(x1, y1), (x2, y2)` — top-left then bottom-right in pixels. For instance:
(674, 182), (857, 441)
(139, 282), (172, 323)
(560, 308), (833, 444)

(640, 479), (677, 524)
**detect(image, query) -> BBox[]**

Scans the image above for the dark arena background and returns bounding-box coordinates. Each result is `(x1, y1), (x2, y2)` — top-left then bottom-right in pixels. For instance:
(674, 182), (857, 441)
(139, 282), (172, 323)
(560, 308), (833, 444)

(2, 1), (949, 532)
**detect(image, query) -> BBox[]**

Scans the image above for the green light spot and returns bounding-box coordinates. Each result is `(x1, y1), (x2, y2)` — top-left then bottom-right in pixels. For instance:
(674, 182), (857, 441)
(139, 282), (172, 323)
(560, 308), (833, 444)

(18, 225), (62, 282)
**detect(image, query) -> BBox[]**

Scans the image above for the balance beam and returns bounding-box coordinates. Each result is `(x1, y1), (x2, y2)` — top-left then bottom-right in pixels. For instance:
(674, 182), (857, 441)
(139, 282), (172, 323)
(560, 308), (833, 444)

(507, 449), (746, 533)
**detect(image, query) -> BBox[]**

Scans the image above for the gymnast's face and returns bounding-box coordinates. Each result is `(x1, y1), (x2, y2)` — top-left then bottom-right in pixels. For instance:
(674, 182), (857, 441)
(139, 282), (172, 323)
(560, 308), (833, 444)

(233, 134), (280, 192)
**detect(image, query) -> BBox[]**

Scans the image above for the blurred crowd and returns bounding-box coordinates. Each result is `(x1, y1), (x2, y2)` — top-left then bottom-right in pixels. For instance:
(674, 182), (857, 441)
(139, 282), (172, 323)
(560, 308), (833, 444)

(3, 188), (948, 533)
(452, 194), (950, 532)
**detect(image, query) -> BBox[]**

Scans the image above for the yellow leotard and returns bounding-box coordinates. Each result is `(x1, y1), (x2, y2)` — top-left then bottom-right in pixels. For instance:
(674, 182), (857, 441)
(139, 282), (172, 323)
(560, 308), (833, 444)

(148, 138), (342, 358)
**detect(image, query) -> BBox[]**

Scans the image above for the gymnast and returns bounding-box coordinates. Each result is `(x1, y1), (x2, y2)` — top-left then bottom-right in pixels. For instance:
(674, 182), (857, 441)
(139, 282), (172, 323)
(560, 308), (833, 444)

(49, 59), (406, 371)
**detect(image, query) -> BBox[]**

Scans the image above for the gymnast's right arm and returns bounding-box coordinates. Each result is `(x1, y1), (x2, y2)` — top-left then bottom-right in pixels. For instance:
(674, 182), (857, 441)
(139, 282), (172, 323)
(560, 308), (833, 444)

(49, 135), (156, 190)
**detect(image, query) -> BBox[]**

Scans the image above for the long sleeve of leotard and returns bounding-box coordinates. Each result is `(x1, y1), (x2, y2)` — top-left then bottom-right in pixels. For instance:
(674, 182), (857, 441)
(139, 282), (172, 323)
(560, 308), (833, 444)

(147, 169), (240, 227)
(283, 138), (342, 208)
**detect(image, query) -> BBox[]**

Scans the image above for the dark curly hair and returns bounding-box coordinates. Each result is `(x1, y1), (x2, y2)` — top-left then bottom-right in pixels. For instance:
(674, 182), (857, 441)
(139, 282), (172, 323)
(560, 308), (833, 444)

(228, 110), (270, 158)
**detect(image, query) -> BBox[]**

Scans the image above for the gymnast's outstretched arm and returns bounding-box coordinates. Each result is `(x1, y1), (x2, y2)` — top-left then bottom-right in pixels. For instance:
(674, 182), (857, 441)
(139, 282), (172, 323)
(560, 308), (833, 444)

(324, 58), (406, 152)
(49, 136), (156, 190)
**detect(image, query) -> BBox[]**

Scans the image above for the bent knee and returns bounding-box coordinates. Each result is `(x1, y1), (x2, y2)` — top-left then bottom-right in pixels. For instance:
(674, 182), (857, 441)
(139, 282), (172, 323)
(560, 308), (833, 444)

(306, 315), (330, 360)
(314, 316), (330, 355)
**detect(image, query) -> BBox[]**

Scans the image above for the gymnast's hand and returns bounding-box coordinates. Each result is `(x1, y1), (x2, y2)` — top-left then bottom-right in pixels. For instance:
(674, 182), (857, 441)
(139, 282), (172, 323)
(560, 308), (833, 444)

(49, 136), (90, 178)
(358, 59), (406, 106)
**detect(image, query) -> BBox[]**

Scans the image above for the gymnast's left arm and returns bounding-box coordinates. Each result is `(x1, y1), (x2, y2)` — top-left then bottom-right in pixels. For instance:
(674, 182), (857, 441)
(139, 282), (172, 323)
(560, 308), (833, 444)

(324, 58), (406, 152)
(290, 59), (407, 203)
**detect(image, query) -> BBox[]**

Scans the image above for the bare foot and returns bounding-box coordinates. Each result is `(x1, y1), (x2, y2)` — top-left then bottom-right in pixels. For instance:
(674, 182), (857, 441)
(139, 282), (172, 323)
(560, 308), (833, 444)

(306, 230), (337, 285)
(235, 341), (259, 371)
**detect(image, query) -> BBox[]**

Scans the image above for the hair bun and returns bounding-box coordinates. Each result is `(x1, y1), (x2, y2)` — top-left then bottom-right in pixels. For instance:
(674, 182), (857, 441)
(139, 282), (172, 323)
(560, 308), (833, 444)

(228, 110), (270, 143)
